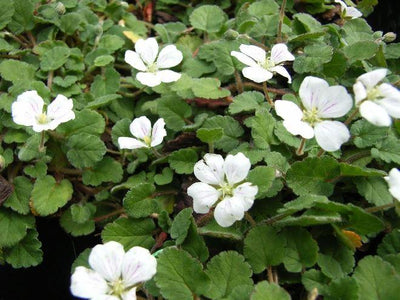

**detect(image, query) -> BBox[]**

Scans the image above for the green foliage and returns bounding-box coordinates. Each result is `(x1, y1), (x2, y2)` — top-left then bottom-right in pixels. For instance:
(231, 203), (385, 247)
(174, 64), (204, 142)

(168, 148), (198, 174)
(251, 281), (291, 300)
(66, 133), (106, 168)
(189, 5), (226, 33)
(123, 183), (158, 218)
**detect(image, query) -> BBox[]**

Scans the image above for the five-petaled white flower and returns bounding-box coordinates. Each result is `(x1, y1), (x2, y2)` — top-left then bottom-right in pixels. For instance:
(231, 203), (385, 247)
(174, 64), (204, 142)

(275, 76), (353, 152)
(187, 152), (258, 227)
(335, 0), (362, 19)
(118, 116), (167, 150)
(353, 68), (400, 127)
(124, 37), (183, 87)
(384, 168), (400, 202)
(11, 90), (75, 132)
(231, 43), (295, 83)
(70, 241), (157, 300)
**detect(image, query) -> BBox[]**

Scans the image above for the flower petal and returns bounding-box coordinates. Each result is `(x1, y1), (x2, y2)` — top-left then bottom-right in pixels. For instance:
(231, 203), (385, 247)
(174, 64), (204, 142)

(353, 81), (367, 103)
(239, 44), (266, 64)
(47, 94), (75, 127)
(359, 100), (392, 126)
(150, 118), (167, 147)
(314, 121), (350, 151)
(135, 38), (158, 65)
(275, 100), (304, 121)
(282, 119), (315, 139)
(357, 69), (387, 89)
(122, 247), (157, 286)
(156, 70), (181, 83)
(316, 85), (353, 118)
(136, 72), (162, 87)
(224, 152), (251, 185)
(242, 66), (273, 83)
(70, 266), (110, 298)
(270, 65), (292, 83)
(299, 76), (329, 111)
(118, 137), (148, 149)
(214, 197), (245, 227)
(378, 83), (400, 101)
(233, 182), (258, 211)
(156, 45), (183, 69)
(194, 153), (225, 185)
(345, 7), (362, 18)
(129, 116), (152, 140)
(270, 43), (295, 64)
(385, 168), (400, 201)
(12, 90), (44, 127)
(121, 287), (137, 300)
(187, 182), (220, 214)
(231, 50), (258, 67)
(125, 50), (147, 71)
(88, 241), (125, 282)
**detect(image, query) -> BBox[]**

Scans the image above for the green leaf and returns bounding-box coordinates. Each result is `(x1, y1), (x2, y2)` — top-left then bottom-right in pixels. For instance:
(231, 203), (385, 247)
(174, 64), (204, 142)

(154, 167), (174, 186)
(247, 166), (275, 199)
(123, 183), (158, 218)
(101, 217), (156, 250)
(60, 207), (95, 237)
(250, 281), (291, 300)
(196, 128), (223, 144)
(157, 97), (192, 131)
(244, 109), (278, 149)
(322, 51), (347, 78)
(17, 134), (42, 162)
(197, 219), (243, 241)
(0, 0), (14, 30)
(170, 208), (192, 245)
(111, 118), (132, 146)
(71, 248), (91, 273)
(229, 91), (264, 115)
(0, 60), (37, 83)
(339, 163), (385, 177)
(353, 256), (400, 300)
(343, 41), (378, 63)
(293, 43), (333, 74)
(371, 136), (400, 164)
(98, 35), (125, 53)
(354, 177), (393, 206)
(82, 157), (123, 186)
(192, 78), (230, 99)
(377, 229), (400, 257)
(4, 229), (43, 268)
(24, 161), (48, 178)
(40, 46), (71, 71)
(94, 55), (115, 66)
(0, 208), (35, 247)
(351, 119), (389, 148)
(8, 0), (34, 34)
(58, 109), (105, 136)
(286, 157), (340, 196)
(342, 18), (374, 44)
(31, 176), (73, 216)
(90, 66), (120, 97)
(244, 225), (285, 273)
(66, 133), (106, 168)
(70, 203), (96, 224)
(4, 176), (32, 214)
(59, 12), (83, 35)
(293, 13), (323, 32)
(168, 148), (198, 174)
(155, 248), (210, 300)
(325, 277), (359, 300)
(248, 0), (279, 16)
(189, 5), (226, 33)
(204, 251), (253, 299)
(302, 270), (330, 294)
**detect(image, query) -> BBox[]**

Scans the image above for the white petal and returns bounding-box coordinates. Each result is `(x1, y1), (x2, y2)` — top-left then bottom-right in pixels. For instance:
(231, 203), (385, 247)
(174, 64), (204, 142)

(385, 168), (400, 201)
(130, 116), (152, 140)
(136, 72), (162, 87)
(231, 51), (258, 67)
(378, 83), (400, 101)
(353, 81), (367, 103)
(299, 76), (329, 111)
(359, 100), (392, 126)
(242, 66), (273, 83)
(224, 152), (251, 185)
(275, 100), (304, 121)
(47, 94), (75, 125)
(214, 197), (245, 227)
(334, 0), (347, 10)
(270, 65), (292, 83)
(378, 99), (400, 118)
(357, 69), (387, 89)
(135, 38), (158, 65)
(156, 45), (183, 69)
(316, 86), (353, 118)
(89, 241), (125, 282)
(194, 154), (225, 185)
(187, 182), (220, 214)
(314, 121), (350, 151)
(32, 123), (55, 132)
(156, 70), (181, 83)
(12, 90), (44, 127)
(150, 118), (167, 147)
(233, 182), (258, 211)
(282, 119), (315, 139)
(239, 44), (266, 64)
(70, 267), (110, 298)
(92, 296), (120, 300)
(270, 44), (295, 64)
(122, 247), (157, 286)
(118, 137), (148, 149)
(125, 50), (147, 71)
(345, 7), (362, 18)
(121, 287), (137, 300)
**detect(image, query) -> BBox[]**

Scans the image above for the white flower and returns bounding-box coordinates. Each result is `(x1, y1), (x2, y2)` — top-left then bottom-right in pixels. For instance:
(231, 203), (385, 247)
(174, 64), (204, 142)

(335, 0), (362, 19)
(124, 37), (183, 87)
(275, 76), (353, 152)
(118, 116), (167, 150)
(187, 152), (258, 227)
(11, 90), (75, 132)
(385, 168), (400, 202)
(70, 241), (157, 300)
(231, 43), (295, 83)
(353, 69), (400, 127)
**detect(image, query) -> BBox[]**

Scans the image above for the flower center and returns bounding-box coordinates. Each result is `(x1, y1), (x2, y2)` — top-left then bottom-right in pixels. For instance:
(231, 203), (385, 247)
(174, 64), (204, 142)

(143, 135), (152, 146)
(302, 107), (321, 126)
(219, 182), (234, 198)
(261, 57), (275, 70)
(111, 278), (126, 297)
(147, 63), (158, 73)
(36, 113), (50, 124)
(366, 87), (382, 100)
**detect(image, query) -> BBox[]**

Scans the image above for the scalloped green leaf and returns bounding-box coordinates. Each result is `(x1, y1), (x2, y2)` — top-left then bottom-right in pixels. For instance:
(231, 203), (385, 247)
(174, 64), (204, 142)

(189, 5), (226, 33)
(168, 148), (198, 174)
(0, 208), (35, 247)
(123, 183), (158, 218)
(251, 281), (291, 300)
(4, 176), (32, 214)
(66, 133), (106, 168)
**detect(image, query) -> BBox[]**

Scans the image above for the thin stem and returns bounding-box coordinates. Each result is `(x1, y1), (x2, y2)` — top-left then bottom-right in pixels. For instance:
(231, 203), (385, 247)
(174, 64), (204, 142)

(151, 147), (163, 158)
(344, 107), (359, 125)
(365, 203), (394, 213)
(296, 138), (306, 156)
(242, 35), (270, 51)
(234, 70), (243, 94)
(316, 148), (325, 157)
(245, 212), (257, 227)
(27, 31), (36, 47)
(106, 148), (122, 155)
(267, 266), (274, 283)
(39, 131), (46, 152)
(208, 142), (214, 153)
(93, 208), (125, 222)
(277, 0), (287, 42)
(47, 70), (54, 90)
(263, 82), (274, 106)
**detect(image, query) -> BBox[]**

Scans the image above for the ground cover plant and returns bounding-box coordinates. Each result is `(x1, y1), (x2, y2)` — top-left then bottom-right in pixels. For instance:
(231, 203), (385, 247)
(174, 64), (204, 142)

(1, 0), (400, 299)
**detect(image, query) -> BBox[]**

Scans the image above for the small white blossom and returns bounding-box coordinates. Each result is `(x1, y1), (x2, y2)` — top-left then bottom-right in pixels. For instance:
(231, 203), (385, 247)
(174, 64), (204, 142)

(353, 69), (400, 127)
(385, 168), (400, 202)
(187, 153), (258, 227)
(125, 37), (183, 87)
(275, 76), (353, 152)
(118, 116), (167, 150)
(11, 90), (75, 132)
(70, 241), (157, 300)
(231, 43), (295, 83)
(335, 0), (362, 19)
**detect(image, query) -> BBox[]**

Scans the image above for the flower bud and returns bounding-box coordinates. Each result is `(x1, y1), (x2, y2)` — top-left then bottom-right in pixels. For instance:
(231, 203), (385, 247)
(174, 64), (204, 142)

(224, 29), (239, 40)
(55, 2), (66, 15)
(383, 32), (397, 43)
